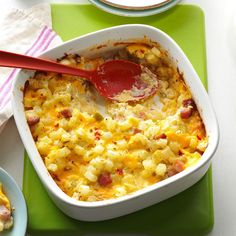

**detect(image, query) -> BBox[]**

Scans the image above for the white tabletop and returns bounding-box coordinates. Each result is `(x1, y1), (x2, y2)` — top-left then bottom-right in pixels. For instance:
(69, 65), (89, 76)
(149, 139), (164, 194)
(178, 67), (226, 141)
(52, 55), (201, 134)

(0, 0), (235, 235)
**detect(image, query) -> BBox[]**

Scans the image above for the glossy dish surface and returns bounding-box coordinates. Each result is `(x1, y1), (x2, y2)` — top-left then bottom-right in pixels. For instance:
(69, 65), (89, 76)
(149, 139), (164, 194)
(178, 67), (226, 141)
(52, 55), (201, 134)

(12, 24), (219, 221)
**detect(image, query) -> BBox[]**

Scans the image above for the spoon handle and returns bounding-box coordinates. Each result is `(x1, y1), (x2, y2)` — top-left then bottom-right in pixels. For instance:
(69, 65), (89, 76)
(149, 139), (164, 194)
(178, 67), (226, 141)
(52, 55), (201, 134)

(0, 50), (93, 79)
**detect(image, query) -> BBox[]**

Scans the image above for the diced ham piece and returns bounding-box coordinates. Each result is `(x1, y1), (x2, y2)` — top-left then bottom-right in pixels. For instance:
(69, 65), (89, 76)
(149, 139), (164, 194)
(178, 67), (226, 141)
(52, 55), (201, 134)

(180, 107), (193, 119)
(27, 116), (40, 126)
(133, 128), (141, 134)
(155, 133), (167, 140)
(60, 108), (72, 118)
(98, 172), (112, 186)
(116, 168), (124, 175)
(167, 168), (177, 177)
(139, 111), (146, 119)
(167, 160), (185, 177)
(0, 205), (11, 221)
(94, 129), (101, 141)
(182, 98), (196, 109)
(174, 160), (185, 173)
(181, 98), (197, 119)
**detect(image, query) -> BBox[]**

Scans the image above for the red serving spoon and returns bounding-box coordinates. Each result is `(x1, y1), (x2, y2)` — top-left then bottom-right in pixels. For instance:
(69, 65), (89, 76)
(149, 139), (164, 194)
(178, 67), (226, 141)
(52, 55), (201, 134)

(0, 50), (157, 101)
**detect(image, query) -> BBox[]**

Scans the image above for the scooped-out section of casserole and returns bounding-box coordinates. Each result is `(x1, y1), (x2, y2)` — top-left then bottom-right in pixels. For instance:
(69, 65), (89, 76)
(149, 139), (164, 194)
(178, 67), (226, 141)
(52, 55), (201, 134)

(0, 183), (13, 231)
(23, 41), (208, 202)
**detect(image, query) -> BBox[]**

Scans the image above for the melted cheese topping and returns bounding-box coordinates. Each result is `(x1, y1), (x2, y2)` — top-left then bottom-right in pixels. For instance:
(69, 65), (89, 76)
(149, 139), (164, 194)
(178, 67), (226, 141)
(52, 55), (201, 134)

(23, 43), (208, 202)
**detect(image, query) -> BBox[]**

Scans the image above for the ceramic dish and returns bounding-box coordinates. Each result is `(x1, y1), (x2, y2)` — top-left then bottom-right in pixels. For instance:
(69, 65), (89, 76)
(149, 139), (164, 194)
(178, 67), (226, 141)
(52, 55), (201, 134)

(88, 0), (181, 17)
(100, 0), (171, 10)
(12, 24), (219, 221)
(0, 168), (27, 236)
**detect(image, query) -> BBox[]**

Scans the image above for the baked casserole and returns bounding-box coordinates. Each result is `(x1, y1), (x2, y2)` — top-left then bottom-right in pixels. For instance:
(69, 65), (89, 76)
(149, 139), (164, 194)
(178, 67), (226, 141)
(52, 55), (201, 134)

(23, 42), (208, 202)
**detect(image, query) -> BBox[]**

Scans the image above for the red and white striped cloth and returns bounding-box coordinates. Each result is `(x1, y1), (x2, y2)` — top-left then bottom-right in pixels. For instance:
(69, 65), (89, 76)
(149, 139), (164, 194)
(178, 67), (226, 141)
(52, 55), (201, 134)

(0, 4), (62, 131)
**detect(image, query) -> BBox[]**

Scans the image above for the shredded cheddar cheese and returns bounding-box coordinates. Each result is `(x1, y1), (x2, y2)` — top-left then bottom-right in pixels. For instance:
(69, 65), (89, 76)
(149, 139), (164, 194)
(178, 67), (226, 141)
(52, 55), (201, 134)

(23, 42), (208, 202)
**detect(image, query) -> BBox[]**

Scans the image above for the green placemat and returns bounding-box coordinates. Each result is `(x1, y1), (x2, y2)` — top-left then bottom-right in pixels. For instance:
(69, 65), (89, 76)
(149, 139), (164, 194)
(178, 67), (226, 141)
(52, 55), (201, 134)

(23, 4), (213, 236)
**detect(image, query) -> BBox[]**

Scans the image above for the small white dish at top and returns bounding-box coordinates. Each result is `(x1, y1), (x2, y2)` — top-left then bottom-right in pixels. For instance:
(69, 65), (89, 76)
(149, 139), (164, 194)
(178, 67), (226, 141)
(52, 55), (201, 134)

(88, 0), (181, 17)
(99, 0), (172, 10)
(0, 168), (27, 236)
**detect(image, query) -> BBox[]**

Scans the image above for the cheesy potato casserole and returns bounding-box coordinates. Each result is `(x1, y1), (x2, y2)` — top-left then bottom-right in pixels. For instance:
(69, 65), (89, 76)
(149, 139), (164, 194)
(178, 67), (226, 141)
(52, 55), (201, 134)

(23, 42), (208, 202)
(0, 183), (13, 231)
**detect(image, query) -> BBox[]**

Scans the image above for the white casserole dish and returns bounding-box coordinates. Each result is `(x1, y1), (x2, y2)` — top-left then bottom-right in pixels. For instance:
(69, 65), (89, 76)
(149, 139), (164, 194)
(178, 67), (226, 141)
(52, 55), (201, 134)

(12, 24), (219, 221)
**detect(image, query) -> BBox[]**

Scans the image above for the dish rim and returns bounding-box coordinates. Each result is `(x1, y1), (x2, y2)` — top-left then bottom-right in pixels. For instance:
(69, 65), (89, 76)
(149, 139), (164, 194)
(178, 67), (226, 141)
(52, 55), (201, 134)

(12, 24), (219, 209)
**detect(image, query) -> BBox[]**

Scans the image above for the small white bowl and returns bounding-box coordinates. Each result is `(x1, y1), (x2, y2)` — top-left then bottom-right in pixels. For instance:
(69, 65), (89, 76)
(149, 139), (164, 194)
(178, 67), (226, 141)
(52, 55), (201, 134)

(88, 0), (181, 17)
(99, 0), (172, 10)
(0, 168), (27, 236)
(12, 24), (219, 221)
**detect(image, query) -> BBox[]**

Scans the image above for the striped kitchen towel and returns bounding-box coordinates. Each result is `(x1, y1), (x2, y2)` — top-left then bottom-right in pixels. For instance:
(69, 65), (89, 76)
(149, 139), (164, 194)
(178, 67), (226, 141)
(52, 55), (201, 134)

(0, 4), (62, 131)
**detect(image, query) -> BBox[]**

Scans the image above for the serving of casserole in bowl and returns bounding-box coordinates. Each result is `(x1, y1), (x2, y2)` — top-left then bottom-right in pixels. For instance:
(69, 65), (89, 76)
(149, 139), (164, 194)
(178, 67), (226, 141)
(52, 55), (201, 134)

(0, 168), (27, 236)
(12, 24), (219, 221)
